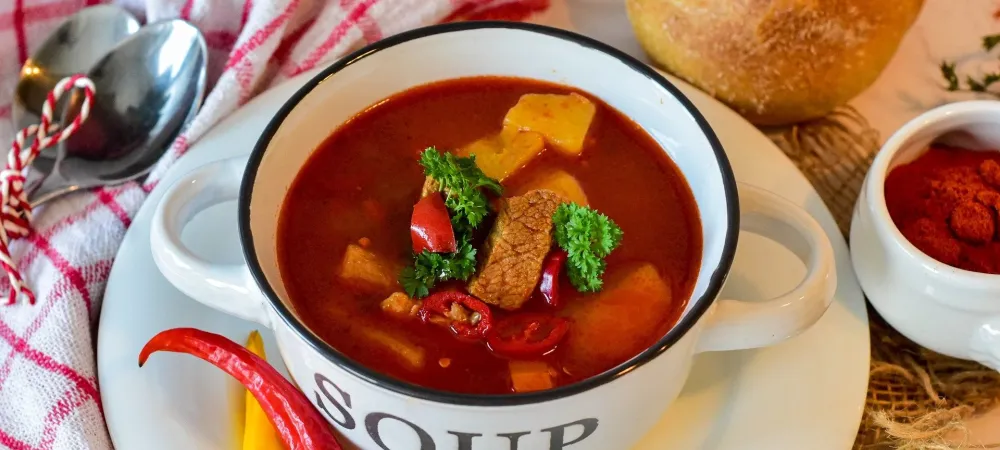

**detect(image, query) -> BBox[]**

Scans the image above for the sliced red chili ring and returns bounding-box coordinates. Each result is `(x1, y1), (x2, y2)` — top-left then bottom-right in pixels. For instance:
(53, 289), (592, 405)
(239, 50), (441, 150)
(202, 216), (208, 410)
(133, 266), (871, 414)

(486, 313), (571, 358)
(418, 291), (493, 340)
(538, 249), (567, 307)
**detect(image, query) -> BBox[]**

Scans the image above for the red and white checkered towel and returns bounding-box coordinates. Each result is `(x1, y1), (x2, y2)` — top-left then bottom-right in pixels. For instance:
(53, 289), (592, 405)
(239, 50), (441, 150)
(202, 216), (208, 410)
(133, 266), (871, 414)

(0, 0), (548, 448)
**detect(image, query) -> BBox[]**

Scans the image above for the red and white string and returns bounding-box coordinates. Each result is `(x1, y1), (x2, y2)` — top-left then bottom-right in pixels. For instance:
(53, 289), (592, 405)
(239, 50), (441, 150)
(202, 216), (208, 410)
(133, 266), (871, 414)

(1, 75), (95, 305)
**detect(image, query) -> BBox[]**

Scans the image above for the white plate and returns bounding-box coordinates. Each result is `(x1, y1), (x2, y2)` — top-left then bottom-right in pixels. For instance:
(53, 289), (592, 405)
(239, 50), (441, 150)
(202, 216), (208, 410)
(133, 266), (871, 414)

(97, 61), (869, 449)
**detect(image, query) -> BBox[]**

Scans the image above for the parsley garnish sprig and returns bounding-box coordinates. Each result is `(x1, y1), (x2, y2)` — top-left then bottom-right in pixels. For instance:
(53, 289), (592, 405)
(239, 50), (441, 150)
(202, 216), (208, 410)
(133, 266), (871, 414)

(399, 241), (478, 298)
(552, 203), (623, 293)
(399, 148), (502, 298)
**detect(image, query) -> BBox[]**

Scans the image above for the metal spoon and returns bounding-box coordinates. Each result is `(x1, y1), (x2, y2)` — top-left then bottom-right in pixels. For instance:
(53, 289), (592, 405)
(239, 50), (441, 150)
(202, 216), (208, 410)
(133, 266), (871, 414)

(28, 19), (208, 205)
(13, 5), (139, 136)
(13, 5), (139, 186)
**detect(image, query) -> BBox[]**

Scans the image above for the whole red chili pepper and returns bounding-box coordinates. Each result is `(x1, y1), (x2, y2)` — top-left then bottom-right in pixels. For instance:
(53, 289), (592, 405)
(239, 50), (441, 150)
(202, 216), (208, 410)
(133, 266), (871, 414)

(418, 291), (493, 340)
(486, 314), (571, 358)
(139, 328), (343, 450)
(538, 249), (567, 307)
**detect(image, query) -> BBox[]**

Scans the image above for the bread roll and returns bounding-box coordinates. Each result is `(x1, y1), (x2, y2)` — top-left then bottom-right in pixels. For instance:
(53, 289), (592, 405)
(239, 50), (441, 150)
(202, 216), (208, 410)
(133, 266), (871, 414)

(626, 0), (923, 125)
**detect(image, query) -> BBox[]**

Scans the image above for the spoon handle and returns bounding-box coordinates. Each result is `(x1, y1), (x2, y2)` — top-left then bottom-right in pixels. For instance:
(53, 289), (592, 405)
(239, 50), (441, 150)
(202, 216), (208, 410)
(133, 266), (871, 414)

(27, 170), (80, 208)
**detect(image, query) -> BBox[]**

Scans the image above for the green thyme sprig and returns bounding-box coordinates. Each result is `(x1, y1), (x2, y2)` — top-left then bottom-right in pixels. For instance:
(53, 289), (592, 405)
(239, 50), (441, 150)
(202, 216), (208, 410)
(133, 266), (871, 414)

(940, 33), (1000, 93)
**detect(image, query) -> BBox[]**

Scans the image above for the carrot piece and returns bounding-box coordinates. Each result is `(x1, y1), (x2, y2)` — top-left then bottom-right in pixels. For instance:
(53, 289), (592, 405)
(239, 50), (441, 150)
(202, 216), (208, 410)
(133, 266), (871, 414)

(509, 360), (554, 393)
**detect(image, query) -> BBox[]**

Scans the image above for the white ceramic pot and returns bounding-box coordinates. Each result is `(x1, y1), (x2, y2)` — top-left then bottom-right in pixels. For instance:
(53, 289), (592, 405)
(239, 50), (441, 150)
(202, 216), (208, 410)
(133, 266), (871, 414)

(149, 22), (837, 450)
(852, 100), (1000, 371)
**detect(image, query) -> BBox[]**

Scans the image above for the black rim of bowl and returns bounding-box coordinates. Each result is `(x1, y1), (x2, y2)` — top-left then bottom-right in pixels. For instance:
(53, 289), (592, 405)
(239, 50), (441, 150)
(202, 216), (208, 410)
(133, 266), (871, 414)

(239, 21), (740, 406)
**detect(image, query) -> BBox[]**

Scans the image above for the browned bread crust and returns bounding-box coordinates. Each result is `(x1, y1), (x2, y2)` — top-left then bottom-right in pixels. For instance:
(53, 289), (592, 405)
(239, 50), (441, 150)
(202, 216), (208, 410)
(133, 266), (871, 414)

(627, 0), (924, 125)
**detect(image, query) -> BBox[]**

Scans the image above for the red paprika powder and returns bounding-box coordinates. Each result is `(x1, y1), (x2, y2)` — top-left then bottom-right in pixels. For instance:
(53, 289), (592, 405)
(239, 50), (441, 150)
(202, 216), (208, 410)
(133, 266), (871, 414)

(885, 146), (1000, 273)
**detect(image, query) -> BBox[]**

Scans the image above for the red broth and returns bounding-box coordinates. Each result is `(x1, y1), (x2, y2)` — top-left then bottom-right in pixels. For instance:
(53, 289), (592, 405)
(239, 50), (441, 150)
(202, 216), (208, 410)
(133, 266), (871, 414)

(276, 76), (702, 394)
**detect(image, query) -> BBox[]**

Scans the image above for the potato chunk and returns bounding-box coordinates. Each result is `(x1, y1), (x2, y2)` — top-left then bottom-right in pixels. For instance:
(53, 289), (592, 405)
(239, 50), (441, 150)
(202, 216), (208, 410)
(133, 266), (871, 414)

(380, 292), (420, 319)
(322, 300), (425, 371)
(509, 360), (555, 393)
(338, 244), (396, 293)
(359, 327), (425, 371)
(503, 93), (596, 157)
(561, 263), (672, 371)
(458, 130), (545, 182)
(520, 169), (588, 206)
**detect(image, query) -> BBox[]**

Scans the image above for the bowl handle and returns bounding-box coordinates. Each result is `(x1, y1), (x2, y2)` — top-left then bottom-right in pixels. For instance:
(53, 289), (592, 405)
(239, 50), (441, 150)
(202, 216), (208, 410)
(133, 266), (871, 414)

(969, 317), (1000, 371)
(696, 183), (837, 353)
(149, 156), (270, 326)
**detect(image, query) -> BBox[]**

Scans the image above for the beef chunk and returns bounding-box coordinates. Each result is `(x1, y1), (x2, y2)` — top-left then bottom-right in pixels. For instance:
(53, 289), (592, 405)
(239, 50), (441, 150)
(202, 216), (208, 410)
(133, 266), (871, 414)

(468, 189), (564, 310)
(421, 177), (440, 197)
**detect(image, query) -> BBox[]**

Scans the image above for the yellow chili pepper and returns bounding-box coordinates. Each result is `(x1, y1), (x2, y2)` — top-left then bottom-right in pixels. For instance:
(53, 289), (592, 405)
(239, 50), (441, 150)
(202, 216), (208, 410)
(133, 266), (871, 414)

(242, 331), (284, 450)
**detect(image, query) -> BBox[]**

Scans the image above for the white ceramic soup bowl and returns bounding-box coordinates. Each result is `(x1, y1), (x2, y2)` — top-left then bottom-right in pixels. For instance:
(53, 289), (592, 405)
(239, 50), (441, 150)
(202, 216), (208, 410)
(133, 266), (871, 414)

(852, 100), (1000, 371)
(150, 22), (837, 450)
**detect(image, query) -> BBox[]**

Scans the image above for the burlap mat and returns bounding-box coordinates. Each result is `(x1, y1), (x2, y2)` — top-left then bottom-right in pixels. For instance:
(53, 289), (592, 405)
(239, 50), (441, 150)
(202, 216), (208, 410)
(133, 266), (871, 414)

(763, 107), (1000, 449)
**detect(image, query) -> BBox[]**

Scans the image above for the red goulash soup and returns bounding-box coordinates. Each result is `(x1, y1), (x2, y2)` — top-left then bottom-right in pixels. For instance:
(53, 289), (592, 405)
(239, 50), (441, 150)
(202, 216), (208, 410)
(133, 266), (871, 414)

(277, 77), (702, 395)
